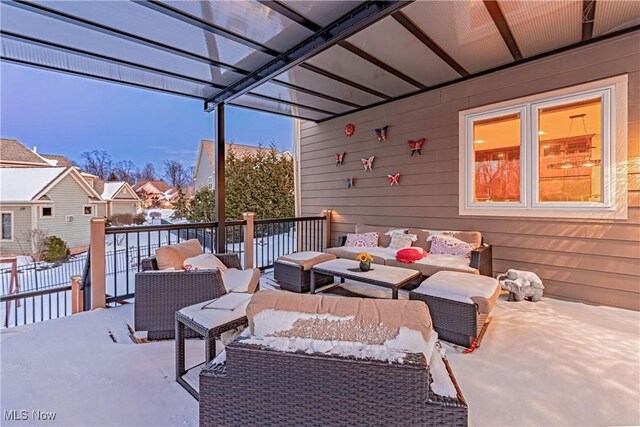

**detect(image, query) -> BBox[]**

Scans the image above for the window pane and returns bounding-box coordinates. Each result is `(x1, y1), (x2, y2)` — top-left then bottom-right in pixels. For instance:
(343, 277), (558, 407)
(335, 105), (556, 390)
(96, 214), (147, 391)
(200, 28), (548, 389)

(84, 206), (93, 215)
(2, 213), (11, 240)
(473, 113), (521, 202)
(42, 207), (53, 217)
(538, 98), (602, 202)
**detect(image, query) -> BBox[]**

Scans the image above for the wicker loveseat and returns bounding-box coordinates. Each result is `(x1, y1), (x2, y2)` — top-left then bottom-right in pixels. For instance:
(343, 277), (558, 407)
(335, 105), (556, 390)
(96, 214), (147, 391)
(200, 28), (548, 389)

(134, 253), (241, 340)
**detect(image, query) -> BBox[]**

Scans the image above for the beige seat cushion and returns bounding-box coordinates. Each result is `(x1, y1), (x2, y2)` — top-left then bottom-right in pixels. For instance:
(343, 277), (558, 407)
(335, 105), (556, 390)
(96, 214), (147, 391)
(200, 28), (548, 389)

(413, 271), (500, 314)
(277, 251), (336, 271)
(222, 267), (260, 294)
(155, 239), (204, 270)
(327, 246), (396, 265)
(246, 290), (433, 343)
(355, 224), (406, 248)
(386, 254), (478, 276)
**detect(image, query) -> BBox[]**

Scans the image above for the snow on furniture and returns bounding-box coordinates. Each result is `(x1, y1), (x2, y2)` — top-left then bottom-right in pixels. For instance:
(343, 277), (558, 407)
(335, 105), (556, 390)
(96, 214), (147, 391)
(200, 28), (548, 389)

(329, 224), (492, 278)
(175, 292), (251, 400)
(273, 251), (335, 293)
(135, 248), (255, 340)
(410, 271), (501, 348)
(199, 291), (468, 426)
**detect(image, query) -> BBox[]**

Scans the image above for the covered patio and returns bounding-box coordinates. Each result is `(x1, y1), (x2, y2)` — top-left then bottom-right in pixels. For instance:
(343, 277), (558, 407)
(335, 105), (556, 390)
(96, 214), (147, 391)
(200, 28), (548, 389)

(2, 1), (640, 426)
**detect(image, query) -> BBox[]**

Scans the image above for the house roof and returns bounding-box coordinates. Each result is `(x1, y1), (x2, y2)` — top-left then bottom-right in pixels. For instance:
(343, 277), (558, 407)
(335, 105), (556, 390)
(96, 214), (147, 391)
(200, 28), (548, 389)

(101, 181), (139, 201)
(133, 180), (171, 193)
(0, 138), (50, 166)
(0, 167), (66, 201)
(196, 140), (274, 179)
(41, 153), (74, 167)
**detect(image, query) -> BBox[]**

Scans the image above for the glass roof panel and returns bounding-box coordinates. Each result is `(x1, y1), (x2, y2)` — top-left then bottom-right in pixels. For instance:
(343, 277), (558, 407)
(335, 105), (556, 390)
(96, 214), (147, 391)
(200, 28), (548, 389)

(1, 37), (218, 99)
(273, 66), (382, 106)
(403, 1), (514, 73)
(164, 0), (313, 52)
(593, 0), (640, 36)
(27, 1), (272, 72)
(305, 45), (417, 98)
(280, 1), (364, 26)
(0, 3), (244, 86)
(231, 94), (331, 121)
(498, 1), (582, 58)
(251, 82), (355, 114)
(346, 16), (461, 87)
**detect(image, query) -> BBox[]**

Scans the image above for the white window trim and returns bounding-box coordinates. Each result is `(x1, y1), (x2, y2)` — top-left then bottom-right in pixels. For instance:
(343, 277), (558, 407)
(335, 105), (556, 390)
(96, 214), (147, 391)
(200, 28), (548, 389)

(459, 75), (628, 220)
(207, 176), (214, 190)
(1, 211), (14, 242)
(83, 204), (95, 216)
(40, 205), (55, 219)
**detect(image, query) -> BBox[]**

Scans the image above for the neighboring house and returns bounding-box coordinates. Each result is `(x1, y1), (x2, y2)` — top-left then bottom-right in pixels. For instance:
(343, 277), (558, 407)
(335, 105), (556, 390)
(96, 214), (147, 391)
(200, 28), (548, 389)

(132, 180), (178, 208)
(0, 167), (105, 256)
(99, 181), (140, 217)
(0, 138), (51, 167)
(193, 140), (269, 189)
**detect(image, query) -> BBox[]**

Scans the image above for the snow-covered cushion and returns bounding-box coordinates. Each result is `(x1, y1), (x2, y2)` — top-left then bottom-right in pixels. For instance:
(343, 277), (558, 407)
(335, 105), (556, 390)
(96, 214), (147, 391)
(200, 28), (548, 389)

(429, 235), (474, 256)
(344, 232), (379, 248)
(222, 267), (260, 293)
(178, 293), (251, 328)
(388, 232), (417, 250)
(183, 253), (228, 272)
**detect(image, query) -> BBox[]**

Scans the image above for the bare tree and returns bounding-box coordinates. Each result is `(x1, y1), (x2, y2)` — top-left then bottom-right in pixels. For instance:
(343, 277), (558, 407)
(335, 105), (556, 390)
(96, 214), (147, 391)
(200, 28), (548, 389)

(81, 150), (113, 180)
(163, 160), (190, 188)
(139, 162), (157, 181)
(16, 229), (49, 261)
(112, 160), (139, 185)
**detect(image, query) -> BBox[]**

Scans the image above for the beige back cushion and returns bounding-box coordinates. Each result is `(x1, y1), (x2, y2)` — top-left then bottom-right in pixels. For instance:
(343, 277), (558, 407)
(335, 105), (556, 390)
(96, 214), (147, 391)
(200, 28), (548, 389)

(409, 229), (482, 251)
(155, 239), (204, 270)
(246, 290), (433, 343)
(355, 224), (406, 247)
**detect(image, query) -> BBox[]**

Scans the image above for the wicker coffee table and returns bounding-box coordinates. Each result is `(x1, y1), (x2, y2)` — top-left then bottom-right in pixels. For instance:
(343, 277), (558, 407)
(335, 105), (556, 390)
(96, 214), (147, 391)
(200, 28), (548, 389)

(310, 259), (421, 299)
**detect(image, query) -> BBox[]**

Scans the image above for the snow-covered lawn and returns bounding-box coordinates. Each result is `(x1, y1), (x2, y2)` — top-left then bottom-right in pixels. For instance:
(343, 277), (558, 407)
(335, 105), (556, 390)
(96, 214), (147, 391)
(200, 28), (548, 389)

(1, 278), (638, 427)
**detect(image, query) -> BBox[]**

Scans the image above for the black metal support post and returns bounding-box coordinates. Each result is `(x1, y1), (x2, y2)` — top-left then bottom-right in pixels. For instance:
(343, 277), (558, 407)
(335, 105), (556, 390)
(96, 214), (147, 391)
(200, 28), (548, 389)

(215, 104), (226, 254)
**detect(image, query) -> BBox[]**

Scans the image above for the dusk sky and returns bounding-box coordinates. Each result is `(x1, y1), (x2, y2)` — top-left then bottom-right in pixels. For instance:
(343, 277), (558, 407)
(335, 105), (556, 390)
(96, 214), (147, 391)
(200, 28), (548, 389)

(0, 63), (294, 169)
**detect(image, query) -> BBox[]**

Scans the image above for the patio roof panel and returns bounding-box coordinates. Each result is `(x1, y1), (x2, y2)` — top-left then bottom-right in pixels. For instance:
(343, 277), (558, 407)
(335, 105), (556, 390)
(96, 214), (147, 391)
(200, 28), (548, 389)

(163, 0), (314, 53)
(346, 16), (461, 88)
(401, 0), (515, 74)
(592, 1), (640, 37)
(250, 81), (356, 115)
(280, 0), (365, 27)
(498, 1), (582, 58)
(231, 94), (332, 121)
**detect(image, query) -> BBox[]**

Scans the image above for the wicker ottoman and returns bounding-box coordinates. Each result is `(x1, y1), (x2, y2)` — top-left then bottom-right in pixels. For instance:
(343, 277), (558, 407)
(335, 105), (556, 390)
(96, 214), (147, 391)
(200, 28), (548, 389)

(274, 251), (336, 293)
(410, 271), (500, 348)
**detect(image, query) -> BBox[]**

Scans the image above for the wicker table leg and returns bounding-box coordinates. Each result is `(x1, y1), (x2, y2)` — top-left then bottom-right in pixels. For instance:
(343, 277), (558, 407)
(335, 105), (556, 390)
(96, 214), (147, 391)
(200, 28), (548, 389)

(175, 316), (201, 401)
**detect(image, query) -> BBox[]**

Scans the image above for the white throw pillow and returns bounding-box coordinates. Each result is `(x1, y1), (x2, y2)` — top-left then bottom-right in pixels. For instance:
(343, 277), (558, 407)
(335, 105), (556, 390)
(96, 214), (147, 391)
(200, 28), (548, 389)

(183, 253), (228, 272)
(222, 268), (260, 293)
(388, 232), (417, 250)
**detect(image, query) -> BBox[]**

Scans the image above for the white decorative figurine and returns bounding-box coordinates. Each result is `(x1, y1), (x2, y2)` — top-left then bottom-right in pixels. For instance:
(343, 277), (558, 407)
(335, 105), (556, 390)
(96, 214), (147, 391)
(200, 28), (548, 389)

(498, 269), (544, 302)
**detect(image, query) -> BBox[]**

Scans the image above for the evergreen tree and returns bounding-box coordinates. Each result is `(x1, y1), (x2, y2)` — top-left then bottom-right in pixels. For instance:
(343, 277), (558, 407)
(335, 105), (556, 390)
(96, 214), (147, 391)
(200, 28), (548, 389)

(171, 188), (189, 220)
(186, 187), (216, 222)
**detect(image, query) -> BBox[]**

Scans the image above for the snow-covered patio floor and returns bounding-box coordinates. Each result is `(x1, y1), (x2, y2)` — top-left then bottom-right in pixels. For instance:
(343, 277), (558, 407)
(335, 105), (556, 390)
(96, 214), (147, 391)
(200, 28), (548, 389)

(1, 277), (639, 426)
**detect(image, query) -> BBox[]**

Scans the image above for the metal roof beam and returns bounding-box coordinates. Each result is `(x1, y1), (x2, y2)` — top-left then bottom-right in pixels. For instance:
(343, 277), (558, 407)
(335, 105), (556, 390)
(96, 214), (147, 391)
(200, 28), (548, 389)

(269, 80), (363, 108)
(582, 0), (596, 41)
(131, 0), (281, 57)
(299, 63), (390, 100)
(205, 0), (410, 111)
(6, 0), (250, 76)
(483, 0), (522, 61)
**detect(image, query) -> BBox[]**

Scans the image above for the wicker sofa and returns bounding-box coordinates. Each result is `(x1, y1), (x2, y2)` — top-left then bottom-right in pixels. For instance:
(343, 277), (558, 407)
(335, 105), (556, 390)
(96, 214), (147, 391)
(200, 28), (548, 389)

(329, 224), (492, 278)
(134, 253), (241, 340)
(199, 290), (468, 426)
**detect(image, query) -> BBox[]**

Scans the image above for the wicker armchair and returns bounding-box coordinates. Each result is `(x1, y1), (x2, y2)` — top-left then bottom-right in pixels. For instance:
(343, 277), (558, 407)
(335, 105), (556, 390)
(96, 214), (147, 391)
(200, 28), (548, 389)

(134, 253), (241, 340)
(200, 339), (468, 426)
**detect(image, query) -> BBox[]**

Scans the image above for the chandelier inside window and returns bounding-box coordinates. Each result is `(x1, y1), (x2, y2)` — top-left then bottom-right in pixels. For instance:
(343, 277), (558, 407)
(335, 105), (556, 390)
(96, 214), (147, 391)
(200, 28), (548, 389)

(547, 113), (601, 170)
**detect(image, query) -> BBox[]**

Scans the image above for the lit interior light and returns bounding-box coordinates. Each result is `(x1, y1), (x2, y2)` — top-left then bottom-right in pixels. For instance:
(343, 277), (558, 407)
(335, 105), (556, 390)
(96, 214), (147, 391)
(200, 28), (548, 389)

(538, 130), (546, 135)
(474, 139), (484, 144)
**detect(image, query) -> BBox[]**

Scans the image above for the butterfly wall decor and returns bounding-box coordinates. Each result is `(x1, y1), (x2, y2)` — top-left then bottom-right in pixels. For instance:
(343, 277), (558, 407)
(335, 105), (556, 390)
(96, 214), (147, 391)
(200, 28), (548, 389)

(375, 125), (388, 143)
(335, 152), (346, 166)
(345, 177), (355, 188)
(345, 123), (356, 137)
(388, 173), (400, 186)
(408, 138), (425, 156)
(361, 156), (374, 171)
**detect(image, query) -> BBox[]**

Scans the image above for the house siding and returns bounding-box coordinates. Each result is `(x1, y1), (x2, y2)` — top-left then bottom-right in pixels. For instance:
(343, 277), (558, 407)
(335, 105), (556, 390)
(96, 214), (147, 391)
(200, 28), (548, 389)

(299, 33), (640, 310)
(0, 206), (33, 255)
(36, 174), (92, 251)
(194, 152), (214, 189)
(110, 201), (137, 216)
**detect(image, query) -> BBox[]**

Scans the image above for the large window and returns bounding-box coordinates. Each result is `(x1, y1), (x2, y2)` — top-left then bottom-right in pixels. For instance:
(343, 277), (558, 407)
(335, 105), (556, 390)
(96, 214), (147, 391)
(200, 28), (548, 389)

(1, 212), (13, 241)
(459, 76), (627, 219)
